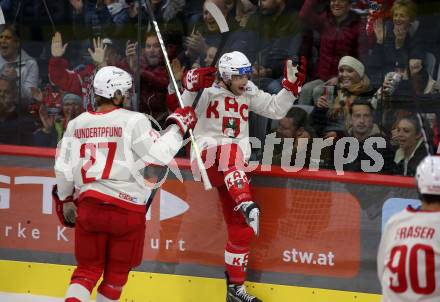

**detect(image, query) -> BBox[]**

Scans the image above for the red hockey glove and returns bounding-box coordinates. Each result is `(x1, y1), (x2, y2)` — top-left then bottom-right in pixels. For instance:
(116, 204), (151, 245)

(166, 106), (197, 135)
(52, 185), (77, 228)
(182, 67), (217, 92)
(282, 56), (306, 97)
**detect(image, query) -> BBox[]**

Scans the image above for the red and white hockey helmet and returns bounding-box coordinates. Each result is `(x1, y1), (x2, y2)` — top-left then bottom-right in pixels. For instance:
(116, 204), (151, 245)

(416, 155), (440, 195)
(93, 66), (132, 99)
(218, 51), (252, 82)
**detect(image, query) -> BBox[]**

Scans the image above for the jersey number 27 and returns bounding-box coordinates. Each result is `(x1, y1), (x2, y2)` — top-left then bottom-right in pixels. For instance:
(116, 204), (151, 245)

(80, 142), (117, 183)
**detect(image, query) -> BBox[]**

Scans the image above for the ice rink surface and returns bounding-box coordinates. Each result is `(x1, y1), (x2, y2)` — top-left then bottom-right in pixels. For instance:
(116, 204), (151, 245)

(0, 292), (94, 302)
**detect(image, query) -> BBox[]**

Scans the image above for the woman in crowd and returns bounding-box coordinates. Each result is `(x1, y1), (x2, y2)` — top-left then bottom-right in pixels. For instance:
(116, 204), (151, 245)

(311, 56), (372, 139)
(365, 0), (425, 88)
(392, 114), (428, 176)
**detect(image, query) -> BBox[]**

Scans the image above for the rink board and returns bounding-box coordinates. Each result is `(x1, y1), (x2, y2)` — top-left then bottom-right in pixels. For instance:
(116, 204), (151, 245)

(0, 146), (418, 301)
(0, 260), (380, 301)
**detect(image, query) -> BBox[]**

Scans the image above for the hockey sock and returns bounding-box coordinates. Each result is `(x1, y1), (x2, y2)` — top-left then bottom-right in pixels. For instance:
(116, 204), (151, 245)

(97, 282), (123, 301)
(96, 292), (120, 302)
(225, 243), (250, 284)
(65, 283), (91, 302)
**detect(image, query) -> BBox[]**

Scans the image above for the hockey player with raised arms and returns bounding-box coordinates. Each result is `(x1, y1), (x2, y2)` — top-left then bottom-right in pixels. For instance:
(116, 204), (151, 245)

(180, 51), (306, 302)
(378, 155), (440, 302)
(53, 66), (196, 302)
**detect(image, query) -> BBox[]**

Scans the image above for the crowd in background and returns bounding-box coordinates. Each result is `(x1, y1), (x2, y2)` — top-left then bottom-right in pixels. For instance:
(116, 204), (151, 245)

(2, 0), (440, 177)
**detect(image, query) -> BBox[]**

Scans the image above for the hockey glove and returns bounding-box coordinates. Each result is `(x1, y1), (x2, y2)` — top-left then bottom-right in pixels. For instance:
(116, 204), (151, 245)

(166, 106), (197, 135)
(282, 56), (307, 97)
(234, 201), (260, 236)
(52, 185), (77, 228)
(182, 67), (217, 92)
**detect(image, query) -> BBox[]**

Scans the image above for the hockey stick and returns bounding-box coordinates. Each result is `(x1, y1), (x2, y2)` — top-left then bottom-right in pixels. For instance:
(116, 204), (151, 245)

(191, 1), (230, 109)
(41, 0), (56, 32)
(0, 5), (5, 25)
(143, 2), (229, 209)
(144, 0), (213, 190)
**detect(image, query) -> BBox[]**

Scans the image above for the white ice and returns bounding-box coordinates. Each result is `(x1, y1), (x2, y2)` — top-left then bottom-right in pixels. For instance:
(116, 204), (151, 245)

(0, 292), (97, 302)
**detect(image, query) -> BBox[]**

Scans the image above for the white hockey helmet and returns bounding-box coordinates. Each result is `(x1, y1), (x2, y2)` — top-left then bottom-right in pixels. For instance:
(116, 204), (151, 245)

(93, 66), (132, 99)
(416, 155), (440, 195)
(218, 51), (252, 82)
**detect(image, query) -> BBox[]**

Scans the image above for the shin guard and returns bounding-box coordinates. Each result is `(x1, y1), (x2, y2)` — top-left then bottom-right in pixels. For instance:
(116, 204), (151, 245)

(224, 168), (251, 204)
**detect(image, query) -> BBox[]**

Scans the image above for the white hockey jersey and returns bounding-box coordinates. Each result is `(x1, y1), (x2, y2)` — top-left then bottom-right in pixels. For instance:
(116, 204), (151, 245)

(54, 108), (183, 212)
(377, 206), (440, 302)
(182, 81), (296, 161)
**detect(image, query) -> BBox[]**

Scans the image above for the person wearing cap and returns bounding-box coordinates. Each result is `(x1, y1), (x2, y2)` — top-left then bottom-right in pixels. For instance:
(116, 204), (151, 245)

(54, 66), (197, 302)
(298, 0), (363, 106)
(377, 155), (440, 302)
(57, 93), (84, 138)
(33, 92), (84, 147)
(311, 55), (372, 139)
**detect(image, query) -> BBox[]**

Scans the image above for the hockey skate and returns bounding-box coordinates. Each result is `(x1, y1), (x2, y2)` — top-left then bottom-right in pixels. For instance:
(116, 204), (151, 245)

(227, 283), (262, 302)
(225, 272), (262, 302)
(234, 201), (260, 236)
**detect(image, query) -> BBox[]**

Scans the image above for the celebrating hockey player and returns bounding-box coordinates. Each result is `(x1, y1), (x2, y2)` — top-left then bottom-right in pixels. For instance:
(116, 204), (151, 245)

(53, 66), (196, 302)
(180, 51), (306, 302)
(377, 155), (440, 302)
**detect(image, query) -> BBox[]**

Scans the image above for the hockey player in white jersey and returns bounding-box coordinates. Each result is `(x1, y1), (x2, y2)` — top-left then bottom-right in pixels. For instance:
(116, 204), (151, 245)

(53, 66), (196, 302)
(179, 51), (306, 302)
(378, 155), (440, 302)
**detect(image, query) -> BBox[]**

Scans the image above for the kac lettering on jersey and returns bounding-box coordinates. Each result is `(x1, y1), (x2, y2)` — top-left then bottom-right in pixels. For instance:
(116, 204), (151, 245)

(74, 127), (123, 139)
(394, 225), (435, 240)
(206, 96), (249, 121)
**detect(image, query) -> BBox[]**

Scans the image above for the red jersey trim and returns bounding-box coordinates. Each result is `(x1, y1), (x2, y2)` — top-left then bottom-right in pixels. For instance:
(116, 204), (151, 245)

(406, 205), (440, 213)
(79, 190), (146, 213)
(88, 107), (121, 115)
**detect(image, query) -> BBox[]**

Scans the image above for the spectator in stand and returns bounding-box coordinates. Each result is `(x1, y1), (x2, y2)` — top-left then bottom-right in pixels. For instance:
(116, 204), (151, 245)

(0, 75), (35, 145)
(49, 32), (118, 111)
(33, 92), (84, 147)
(128, 0), (185, 23)
(271, 106), (316, 169)
(245, 0), (303, 61)
(344, 99), (394, 173)
(0, 24), (39, 107)
(127, 0), (187, 39)
(234, 0), (257, 27)
(298, 0), (362, 106)
(392, 114), (428, 176)
(365, 0), (425, 88)
(369, 56), (440, 145)
(183, 0), (249, 66)
(203, 45), (218, 67)
(124, 31), (169, 124)
(311, 56), (372, 139)
(371, 57), (440, 109)
(251, 48), (289, 92)
(69, 0), (129, 36)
